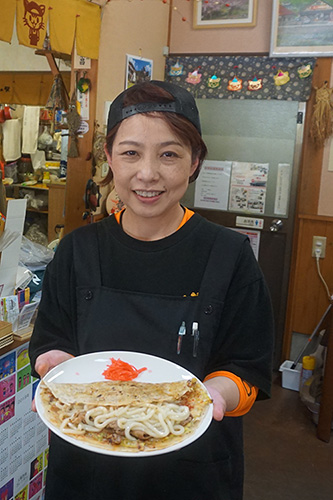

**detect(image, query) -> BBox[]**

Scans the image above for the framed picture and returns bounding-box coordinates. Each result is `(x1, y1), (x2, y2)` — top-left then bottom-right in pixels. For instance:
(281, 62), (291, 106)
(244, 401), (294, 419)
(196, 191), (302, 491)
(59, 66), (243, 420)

(270, 0), (333, 57)
(193, 0), (257, 29)
(125, 54), (153, 89)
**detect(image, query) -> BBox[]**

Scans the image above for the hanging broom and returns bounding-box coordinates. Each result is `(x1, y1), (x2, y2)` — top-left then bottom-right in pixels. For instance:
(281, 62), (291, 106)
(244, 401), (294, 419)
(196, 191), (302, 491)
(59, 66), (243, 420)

(310, 81), (333, 148)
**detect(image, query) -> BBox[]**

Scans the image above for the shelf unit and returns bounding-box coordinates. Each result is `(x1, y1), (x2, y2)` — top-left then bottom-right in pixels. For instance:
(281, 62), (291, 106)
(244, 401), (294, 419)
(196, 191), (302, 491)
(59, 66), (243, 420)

(6, 182), (66, 242)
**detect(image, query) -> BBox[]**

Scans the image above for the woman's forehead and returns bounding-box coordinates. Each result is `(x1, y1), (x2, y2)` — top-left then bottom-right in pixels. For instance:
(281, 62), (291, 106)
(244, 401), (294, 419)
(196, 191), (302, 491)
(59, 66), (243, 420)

(115, 114), (183, 143)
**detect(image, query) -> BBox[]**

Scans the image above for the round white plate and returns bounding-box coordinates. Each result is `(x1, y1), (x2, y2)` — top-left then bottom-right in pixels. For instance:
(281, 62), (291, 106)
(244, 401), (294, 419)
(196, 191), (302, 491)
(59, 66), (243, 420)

(35, 351), (213, 457)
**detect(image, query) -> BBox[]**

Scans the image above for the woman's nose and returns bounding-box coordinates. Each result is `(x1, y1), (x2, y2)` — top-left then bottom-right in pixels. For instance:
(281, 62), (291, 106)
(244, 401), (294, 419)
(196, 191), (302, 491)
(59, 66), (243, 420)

(136, 156), (159, 181)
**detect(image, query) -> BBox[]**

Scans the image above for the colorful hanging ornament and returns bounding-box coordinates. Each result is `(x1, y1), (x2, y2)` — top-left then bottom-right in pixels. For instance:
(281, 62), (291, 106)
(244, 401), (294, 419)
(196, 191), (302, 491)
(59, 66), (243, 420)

(169, 60), (184, 77)
(227, 76), (243, 92)
(247, 76), (263, 91)
(297, 64), (313, 79)
(77, 73), (91, 93)
(186, 68), (202, 85)
(207, 74), (221, 89)
(274, 70), (290, 86)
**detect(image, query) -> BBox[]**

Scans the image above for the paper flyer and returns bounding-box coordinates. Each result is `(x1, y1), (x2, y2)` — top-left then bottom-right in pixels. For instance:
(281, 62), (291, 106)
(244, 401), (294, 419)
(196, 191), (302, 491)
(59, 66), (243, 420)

(274, 163), (291, 216)
(194, 160), (232, 210)
(0, 343), (49, 499)
(228, 162), (269, 214)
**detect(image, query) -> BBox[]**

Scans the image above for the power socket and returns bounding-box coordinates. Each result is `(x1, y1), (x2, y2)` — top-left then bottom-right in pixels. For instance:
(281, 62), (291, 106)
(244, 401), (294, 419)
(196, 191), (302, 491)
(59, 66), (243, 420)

(312, 236), (327, 258)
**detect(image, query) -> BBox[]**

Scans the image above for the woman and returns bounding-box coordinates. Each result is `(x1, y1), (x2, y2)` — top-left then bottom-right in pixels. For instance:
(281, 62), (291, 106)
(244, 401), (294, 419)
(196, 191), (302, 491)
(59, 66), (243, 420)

(29, 80), (274, 500)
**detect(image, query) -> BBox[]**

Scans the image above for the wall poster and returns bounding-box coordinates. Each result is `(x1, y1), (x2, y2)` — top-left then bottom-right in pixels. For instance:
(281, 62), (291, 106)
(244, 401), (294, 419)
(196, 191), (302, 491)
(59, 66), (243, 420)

(194, 160), (232, 210)
(0, 343), (49, 500)
(228, 162), (269, 214)
(125, 54), (153, 89)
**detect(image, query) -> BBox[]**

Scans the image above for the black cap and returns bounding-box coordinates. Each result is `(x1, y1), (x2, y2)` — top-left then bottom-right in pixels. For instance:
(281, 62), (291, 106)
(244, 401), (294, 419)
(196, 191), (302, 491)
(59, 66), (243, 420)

(107, 80), (201, 135)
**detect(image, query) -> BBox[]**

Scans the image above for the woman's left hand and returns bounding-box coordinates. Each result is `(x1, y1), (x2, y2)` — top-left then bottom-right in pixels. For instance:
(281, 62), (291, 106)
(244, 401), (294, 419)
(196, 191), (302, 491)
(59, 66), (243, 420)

(204, 383), (227, 421)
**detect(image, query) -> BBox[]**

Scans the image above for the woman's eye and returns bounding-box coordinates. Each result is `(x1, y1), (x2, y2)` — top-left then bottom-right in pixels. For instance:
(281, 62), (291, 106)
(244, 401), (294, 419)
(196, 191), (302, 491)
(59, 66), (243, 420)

(123, 150), (137, 156)
(162, 151), (178, 158)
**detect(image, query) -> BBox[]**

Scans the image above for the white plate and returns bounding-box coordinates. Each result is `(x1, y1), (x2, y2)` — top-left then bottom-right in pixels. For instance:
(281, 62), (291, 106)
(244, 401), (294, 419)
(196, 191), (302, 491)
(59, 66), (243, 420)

(35, 351), (213, 457)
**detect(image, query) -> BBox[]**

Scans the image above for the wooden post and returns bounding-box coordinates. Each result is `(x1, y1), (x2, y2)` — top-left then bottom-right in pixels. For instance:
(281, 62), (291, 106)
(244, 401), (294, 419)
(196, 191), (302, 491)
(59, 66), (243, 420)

(63, 57), (98, 236)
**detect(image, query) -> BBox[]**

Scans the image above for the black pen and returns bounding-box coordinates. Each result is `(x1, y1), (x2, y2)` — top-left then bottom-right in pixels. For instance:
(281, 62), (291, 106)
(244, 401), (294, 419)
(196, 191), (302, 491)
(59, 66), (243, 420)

(192, 322), (199, 357)
(177, 321), (186, 355)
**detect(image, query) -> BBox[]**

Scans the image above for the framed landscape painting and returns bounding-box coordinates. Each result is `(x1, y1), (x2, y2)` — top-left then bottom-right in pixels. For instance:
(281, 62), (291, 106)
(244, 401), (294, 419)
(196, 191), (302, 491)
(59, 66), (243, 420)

(270, 0), (333, 57)
(193, 0), (257, 29)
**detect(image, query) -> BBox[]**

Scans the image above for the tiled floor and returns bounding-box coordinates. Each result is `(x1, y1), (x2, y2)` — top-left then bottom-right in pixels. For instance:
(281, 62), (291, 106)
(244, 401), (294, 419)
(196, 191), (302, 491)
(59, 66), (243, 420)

(243, 373), (333, 500)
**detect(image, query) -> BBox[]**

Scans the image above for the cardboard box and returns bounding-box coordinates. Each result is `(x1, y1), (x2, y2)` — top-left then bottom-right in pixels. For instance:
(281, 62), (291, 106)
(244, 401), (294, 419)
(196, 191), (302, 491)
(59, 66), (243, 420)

(279, 360), (302, 391)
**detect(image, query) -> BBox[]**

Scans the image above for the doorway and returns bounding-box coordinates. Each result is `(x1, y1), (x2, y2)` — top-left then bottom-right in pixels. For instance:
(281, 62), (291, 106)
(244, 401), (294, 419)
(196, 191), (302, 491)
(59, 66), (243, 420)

(182, 98), (306, 368)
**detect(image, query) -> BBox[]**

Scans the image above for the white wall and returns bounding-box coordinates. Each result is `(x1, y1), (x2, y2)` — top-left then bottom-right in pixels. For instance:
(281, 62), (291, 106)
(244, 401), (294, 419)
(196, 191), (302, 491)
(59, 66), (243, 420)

(96, 0), (169, 130)
(0, 24), (70, 72)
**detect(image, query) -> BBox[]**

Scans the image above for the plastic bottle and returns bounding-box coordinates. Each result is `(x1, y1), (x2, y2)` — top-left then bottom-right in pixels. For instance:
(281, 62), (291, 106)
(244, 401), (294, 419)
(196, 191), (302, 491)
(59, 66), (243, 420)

(299, 355), (316, 390)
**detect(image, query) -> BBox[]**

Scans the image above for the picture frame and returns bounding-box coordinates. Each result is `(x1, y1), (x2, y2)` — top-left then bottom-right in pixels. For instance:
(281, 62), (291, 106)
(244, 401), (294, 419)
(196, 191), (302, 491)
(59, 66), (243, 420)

(193, 0), (257, 29)
(125, 54), (153, 89)
(270, 0), (333, 57)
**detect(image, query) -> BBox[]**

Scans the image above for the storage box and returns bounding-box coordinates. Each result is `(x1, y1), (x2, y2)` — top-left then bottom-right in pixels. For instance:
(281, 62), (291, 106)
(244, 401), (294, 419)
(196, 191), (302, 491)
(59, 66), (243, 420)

(279, 360), (302, 391)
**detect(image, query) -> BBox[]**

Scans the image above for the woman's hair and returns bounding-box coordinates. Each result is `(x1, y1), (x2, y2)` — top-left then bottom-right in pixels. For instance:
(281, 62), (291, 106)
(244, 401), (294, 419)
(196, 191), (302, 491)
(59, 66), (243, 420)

(102, 82), (207, 186)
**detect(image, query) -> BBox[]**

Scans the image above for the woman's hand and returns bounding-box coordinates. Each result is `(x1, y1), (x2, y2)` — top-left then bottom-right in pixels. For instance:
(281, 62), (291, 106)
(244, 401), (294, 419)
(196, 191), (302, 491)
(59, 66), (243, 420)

(31, 350), (73, 412)
(204, 376), (240, 422)
(204, 383), (227, 421)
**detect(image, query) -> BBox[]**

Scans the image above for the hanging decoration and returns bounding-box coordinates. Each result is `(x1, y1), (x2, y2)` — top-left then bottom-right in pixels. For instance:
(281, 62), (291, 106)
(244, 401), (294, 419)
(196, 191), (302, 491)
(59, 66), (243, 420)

(274, 70), (290, 86)
(106, 186), (126, 215)
(310, 81), (333, 149)
(45, 74), (69, 111)
(169, 60), (184, 77)
(67, 74), (82, 158)
(186, 68), (202, 85)
(247, 76), (263, 92)
(77, 73), (91, 94)
(297, 64), (313, 79)
(227, 76), (243, 92)
(207, 75), (221, 89)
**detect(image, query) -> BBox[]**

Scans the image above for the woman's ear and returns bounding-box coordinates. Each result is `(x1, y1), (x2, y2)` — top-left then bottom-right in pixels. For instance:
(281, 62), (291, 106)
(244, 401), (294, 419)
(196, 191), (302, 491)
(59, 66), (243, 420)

(189, 157), (200, 178)
(104, 144), (112, 166)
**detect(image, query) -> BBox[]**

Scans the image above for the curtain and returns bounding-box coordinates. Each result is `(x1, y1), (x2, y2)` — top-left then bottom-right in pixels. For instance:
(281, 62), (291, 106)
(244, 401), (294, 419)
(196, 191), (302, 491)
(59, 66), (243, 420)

(0, 72), (71, 106)
(0, 0), (16, 42)
(0, 0), (101, 59)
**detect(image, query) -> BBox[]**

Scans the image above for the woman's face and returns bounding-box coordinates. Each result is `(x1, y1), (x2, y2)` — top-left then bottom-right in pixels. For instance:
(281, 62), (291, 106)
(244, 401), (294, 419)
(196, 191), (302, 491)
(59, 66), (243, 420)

(105, 114), (198, 222)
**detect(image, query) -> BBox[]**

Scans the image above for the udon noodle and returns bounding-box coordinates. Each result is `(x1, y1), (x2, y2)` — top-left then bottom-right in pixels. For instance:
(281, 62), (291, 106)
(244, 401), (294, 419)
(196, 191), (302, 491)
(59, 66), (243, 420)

(56, 400), (190, 440)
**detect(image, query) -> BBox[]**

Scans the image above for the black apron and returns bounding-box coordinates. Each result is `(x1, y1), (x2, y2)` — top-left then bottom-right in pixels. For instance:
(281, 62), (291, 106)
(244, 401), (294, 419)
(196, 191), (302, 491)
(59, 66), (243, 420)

(45, 226), (244, 500)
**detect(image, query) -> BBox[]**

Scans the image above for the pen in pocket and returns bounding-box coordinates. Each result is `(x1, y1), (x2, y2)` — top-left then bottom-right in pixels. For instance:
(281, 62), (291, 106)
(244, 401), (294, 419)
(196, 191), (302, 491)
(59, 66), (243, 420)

(192, 322), (199, 357)
(177, 321), (186, 355)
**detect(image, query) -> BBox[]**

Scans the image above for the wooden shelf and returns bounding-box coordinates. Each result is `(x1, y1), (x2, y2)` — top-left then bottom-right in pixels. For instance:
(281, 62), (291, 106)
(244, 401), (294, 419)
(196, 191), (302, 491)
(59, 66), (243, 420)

(35, 49), (71, 62)
(26, 208), (48, 214)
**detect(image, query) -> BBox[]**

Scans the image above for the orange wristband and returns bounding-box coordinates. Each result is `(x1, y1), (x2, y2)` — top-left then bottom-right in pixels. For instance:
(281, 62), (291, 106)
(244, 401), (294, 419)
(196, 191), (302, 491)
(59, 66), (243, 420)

(204, 370), (258, 417)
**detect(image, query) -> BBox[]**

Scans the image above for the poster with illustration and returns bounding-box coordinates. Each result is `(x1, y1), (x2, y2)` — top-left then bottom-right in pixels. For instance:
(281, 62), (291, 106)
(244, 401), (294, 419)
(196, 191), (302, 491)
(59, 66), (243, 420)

(0, 351), (16, 379)
(0, 373), (15, 402)
(125, 54), (153, 89)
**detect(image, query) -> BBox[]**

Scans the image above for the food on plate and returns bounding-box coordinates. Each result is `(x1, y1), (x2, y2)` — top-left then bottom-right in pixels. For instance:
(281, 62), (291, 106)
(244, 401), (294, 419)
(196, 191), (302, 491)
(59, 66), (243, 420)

(102, 357), (147, 381)
(39, 378), (212, 453)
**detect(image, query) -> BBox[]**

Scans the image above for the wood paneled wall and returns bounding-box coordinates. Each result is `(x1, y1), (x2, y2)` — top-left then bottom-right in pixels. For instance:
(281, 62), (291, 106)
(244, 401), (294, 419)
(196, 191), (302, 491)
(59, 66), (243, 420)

(282, 58), (333, 360)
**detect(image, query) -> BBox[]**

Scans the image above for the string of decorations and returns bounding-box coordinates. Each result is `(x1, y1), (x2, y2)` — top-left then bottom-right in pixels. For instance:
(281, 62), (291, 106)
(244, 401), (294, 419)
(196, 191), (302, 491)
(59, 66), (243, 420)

(165, 55), (316, 101)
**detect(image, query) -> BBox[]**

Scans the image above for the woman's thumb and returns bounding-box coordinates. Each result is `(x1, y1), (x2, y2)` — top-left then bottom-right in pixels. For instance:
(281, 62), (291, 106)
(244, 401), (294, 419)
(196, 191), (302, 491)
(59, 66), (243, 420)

(35, 361), (49, 378)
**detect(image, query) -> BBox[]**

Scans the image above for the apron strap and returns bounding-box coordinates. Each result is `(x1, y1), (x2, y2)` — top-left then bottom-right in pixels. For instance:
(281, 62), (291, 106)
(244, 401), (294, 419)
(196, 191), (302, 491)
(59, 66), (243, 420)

(199, 227), (248, 301)
(72, 223), (102, 287)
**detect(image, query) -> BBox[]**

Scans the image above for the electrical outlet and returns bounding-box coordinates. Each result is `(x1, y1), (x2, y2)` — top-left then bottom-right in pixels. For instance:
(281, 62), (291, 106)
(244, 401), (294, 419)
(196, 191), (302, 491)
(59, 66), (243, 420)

(312, 236), (327, 258)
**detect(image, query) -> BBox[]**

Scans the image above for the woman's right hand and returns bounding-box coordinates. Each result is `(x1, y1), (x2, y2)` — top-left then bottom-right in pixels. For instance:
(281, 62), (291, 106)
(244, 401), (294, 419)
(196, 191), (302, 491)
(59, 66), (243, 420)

(31, 350), (73, 412)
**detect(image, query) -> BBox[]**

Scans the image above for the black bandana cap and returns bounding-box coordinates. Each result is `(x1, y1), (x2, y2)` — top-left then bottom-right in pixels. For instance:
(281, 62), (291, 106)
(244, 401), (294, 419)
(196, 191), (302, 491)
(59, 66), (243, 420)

(107, 80), (201, 135)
